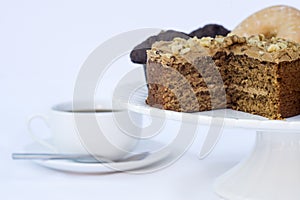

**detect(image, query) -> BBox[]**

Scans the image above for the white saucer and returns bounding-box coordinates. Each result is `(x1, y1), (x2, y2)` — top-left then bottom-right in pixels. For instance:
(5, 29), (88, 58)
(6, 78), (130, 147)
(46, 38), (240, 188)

(24, 139), (169, 174)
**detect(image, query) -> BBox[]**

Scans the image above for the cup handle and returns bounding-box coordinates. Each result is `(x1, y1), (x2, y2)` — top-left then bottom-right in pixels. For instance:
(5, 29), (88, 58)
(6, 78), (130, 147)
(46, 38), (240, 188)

(27, 114), (58, 152)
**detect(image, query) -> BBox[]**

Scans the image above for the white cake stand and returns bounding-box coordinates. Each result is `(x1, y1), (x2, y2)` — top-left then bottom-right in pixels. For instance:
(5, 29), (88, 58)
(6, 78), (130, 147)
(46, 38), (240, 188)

(114, 84), (300, 200)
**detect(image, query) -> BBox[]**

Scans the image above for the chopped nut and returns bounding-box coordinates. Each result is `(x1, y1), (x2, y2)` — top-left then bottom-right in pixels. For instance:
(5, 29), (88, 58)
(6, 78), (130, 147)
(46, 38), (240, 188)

(171, 44), (183, 54)
(173, 37), (186, 43)
(257, 41), (266, 49)
(232, 35), (239, 43)
(199, 37), (213, 47)
(267, 44), (280, 52)
(237, 36), (246, 43)
(224, 37), (233, 46)
(180, 47), (191, 54)
(292, 45), (298, 51)
(215, 37), (224, 43)
(248, 35), (260, 45)
(277, 42), (288, 49)
(164, 53), (173, 58)
(187, 37), (197, 48)
(258, 34), (265, 41)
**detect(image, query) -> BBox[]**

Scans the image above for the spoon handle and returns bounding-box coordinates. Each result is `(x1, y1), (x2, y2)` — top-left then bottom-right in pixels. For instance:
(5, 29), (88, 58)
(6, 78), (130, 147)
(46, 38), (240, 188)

(12, 153), (112, 162)
(12, 152), (149, 163)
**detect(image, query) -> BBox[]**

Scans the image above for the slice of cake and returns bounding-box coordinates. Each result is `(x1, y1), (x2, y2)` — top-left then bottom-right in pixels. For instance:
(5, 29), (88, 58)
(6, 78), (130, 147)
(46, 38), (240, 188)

(146, 35), (300, 119)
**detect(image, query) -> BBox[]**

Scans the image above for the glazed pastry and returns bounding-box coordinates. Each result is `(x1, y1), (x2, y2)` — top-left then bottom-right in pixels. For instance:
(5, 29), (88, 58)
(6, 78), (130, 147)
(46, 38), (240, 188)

(231, 5), (300, 43)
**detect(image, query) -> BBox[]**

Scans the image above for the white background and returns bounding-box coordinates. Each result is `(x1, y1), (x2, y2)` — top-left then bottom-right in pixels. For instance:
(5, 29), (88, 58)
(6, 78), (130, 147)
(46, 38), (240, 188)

(1, 0), (300, 199)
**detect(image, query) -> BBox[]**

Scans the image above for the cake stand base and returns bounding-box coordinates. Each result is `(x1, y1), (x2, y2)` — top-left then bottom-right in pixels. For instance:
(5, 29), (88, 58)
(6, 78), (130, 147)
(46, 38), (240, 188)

(215, 131), (300, 200)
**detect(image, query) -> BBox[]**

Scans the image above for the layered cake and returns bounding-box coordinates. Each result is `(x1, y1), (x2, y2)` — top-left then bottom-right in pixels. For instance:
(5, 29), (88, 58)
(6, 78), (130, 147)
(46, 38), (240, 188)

(146, 35), (300, 119)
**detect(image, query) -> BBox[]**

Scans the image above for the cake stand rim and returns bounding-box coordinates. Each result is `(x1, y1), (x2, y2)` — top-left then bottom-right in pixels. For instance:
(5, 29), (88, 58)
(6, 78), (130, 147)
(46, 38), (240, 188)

(113, 83), (300, 132)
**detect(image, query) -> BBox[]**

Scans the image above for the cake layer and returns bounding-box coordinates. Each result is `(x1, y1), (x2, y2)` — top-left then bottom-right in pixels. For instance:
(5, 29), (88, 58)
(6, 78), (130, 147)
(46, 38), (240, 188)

(278, 59), (300, 93)
(146, 84), (228, 112)
(228, 85), (279, 119)
(279, 91), (300, 118)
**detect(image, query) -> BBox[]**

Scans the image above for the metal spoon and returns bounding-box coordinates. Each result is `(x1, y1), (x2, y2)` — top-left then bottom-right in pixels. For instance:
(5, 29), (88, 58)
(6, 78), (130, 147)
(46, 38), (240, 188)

(12, 152), (150, 163)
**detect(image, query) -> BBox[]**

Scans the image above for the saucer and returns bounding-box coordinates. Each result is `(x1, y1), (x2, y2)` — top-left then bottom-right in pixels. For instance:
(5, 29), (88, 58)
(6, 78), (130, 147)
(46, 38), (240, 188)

(23, 139), (169, 174)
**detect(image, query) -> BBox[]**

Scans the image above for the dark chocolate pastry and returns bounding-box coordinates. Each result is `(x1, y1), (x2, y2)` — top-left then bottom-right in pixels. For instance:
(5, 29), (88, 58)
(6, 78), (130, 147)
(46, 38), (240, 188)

(130, 30), (190, 64)
(189, 24), (230, 38)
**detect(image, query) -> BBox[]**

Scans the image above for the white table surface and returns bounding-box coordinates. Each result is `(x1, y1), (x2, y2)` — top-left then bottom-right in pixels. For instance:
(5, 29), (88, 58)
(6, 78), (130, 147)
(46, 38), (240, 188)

(1, 1), (299, 199)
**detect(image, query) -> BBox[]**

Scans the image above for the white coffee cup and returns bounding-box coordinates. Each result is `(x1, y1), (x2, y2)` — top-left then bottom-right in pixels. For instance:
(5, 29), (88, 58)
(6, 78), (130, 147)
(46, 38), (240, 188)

(28, 102), (142, 160)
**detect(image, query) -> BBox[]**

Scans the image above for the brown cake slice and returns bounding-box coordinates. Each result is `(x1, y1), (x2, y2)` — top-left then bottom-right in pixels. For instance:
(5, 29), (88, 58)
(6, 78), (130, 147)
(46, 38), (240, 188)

(146, 35), (300, 119)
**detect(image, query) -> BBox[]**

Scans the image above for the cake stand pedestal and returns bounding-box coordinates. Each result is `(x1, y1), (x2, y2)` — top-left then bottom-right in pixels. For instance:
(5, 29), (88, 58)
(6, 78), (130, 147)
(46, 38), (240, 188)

(215, 131), (300, 200)
(115, 84), (300, 200)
